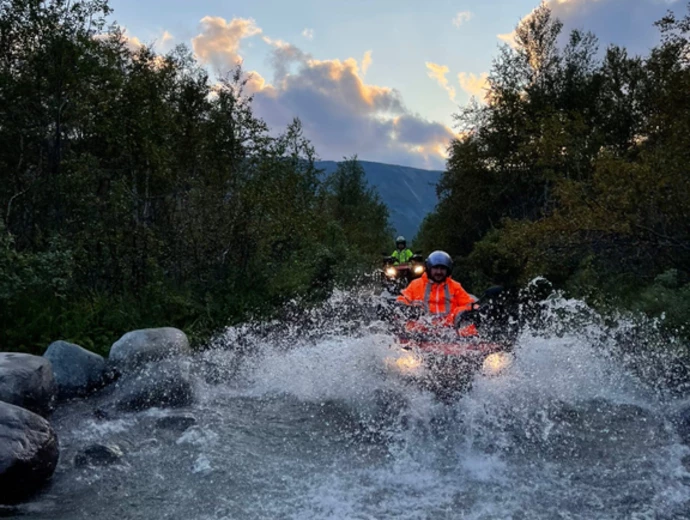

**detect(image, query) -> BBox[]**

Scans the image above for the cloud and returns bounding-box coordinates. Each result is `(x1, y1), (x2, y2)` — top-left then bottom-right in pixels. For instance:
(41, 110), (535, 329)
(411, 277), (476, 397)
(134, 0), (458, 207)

(246, 49), (455, 168)
(458, 72), (489, 99)
(94, 29), (143, 55)
(156, 30), (176, 53)
(453, 11), (473, 28)
(192, 17), (261, 73)
(263, 36), (312, 80)
(362, 50), (373, 76)
(497, 30), (518, 49)
(97, 28), (143, 53)
(425, 62), (456, 101)
(184, 16), (455, 168)
(302, 28), (314, 40)
(96, 28), (177, 57)
(244, 70), (276, 97)
(392, 115), (455, 153)
(500, 0), (684, 55)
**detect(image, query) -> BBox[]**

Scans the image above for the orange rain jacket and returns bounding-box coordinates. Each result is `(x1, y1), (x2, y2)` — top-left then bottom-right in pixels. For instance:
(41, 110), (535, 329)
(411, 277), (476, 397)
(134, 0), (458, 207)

(397, 273), (477, 333)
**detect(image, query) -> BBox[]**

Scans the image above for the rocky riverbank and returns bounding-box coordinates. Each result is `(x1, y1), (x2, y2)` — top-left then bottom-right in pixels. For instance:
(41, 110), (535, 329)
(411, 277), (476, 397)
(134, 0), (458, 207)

(0, 327), (193, 505)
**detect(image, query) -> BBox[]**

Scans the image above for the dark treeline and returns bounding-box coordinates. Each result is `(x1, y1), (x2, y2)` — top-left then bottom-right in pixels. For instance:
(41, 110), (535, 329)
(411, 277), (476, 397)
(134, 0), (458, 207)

(416, 4), (690, 334)
(0, 0), (391, 354)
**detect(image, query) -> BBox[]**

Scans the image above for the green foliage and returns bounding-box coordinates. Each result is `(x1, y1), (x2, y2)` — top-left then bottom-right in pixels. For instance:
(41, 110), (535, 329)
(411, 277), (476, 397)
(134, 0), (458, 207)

(418, 3), (690, 334)
(323, 156), (392, 259)
(636, 270), (690, 324)
(0, 0), (392, 353)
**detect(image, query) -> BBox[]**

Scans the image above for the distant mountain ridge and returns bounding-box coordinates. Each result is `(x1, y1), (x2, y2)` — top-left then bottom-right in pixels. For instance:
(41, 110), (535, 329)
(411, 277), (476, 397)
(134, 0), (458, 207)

(316, 160), (442, 241)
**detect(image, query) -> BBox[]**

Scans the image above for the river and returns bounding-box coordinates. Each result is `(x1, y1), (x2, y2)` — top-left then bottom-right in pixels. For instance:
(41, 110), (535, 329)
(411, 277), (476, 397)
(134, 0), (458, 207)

(7, 289), (690, 519)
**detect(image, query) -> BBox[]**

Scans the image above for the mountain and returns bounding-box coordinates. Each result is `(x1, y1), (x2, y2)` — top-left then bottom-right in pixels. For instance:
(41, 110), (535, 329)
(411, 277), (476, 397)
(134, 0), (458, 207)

(316, 160), (442, 241)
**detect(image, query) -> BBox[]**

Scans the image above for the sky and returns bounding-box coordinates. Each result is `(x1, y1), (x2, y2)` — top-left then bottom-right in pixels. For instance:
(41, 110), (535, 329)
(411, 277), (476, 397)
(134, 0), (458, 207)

(108, 0), (684, 170)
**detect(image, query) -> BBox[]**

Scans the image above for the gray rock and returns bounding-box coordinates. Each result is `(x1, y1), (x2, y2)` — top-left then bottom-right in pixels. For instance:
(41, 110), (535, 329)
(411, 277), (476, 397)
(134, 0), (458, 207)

(114, 361), (194, 412)
(155, 415), (197, 432)
(93, 408), (112, 421)
(0, 353), (56, 417)
(44, 341), (107, 398)
(0, 401), (59, 504)
(74, 443), (123, 467)
(109, 328), (190, 369)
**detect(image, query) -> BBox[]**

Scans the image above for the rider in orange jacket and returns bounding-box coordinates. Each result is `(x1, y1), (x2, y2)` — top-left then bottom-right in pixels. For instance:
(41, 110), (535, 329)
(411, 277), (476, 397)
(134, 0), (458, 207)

(397, 250), (477, 335)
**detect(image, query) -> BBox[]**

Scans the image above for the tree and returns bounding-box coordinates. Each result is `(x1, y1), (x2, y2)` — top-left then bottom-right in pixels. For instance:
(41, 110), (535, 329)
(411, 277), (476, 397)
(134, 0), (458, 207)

(0, 0), (394, 352)
(418, 1), (690, 323)
(323, 156), (392, 259)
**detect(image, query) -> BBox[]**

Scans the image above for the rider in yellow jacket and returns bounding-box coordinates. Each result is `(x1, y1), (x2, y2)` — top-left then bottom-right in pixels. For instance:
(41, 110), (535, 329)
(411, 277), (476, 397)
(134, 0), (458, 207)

(391, 236), (414, 265)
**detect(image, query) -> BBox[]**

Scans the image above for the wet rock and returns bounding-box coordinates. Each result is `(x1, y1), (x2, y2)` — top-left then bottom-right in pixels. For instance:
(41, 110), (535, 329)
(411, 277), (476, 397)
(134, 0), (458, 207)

(93, 408), (111, 421)
(155, 415), (197, 432)
(114, 361), (194, 412)
(0, 353), (56, 417)
(109, 327), (190, 370)
(43, 341), (108, 398)
(0, 401), (59, 505)
(74, 444), (124, 468)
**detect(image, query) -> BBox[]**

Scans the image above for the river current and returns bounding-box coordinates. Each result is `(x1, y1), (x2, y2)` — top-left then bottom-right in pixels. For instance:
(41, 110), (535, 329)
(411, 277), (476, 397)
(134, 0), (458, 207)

(7, 288), (690, 519)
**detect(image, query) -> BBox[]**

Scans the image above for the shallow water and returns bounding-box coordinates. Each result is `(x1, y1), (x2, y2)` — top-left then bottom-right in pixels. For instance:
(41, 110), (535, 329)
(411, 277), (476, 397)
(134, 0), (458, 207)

(9, 290), (690, 519)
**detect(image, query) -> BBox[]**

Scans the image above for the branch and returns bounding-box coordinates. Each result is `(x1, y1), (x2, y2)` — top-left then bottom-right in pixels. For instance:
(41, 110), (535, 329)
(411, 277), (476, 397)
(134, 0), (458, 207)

(634, 223), (690, 252)
(5, 188), (30, 231)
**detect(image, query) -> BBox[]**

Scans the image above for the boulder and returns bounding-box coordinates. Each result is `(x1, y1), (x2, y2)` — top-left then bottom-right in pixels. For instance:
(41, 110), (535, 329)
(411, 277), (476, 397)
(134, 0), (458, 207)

(0, 401), (59, 504)
(114, 361), (194, 412)
(44, 341), (108, 398)
(74, 443), (124, 468)
(109, 328), (190, 369)
(0, 353), (56, 417)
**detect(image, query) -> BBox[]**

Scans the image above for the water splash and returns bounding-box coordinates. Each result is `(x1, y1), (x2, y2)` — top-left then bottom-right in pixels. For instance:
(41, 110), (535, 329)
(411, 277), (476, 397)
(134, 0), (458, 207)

(14, 284), (690, 520)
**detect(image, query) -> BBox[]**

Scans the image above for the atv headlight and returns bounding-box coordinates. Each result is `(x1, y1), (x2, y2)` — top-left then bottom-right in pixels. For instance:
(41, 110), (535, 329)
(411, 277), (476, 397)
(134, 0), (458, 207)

(482, 352), (513, 376)
(385, 352), (424, 376)
(413, 265), (424, 275)
(385, 267), (397, 278)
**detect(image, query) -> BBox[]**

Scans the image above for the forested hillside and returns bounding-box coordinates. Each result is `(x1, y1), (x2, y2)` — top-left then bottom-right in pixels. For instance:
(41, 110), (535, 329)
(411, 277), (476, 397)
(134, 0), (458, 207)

(0, 0), (391, 353)
(416, 4), (690, 334)
(317, 161), (441, 241)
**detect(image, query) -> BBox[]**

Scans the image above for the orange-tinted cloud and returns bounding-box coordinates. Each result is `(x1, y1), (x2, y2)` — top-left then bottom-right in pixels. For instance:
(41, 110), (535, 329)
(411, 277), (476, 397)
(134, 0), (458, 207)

(362, 50), (373, 76)
(458, 72), (489, 100)
(497, 30), (518, 49)
(158, 30), (175, 52)
(192, 17), (261, 72)
(95, 29), (144, 54)
(178, 16), (456, 168)
(246, 43), (454, 168)
(425, 62), (456, 101)
(94, 29), (172, 70)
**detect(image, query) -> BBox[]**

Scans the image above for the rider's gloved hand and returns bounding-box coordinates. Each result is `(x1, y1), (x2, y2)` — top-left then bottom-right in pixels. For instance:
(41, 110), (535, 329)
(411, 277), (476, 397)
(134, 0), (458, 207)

(454, 308), (480, 330)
